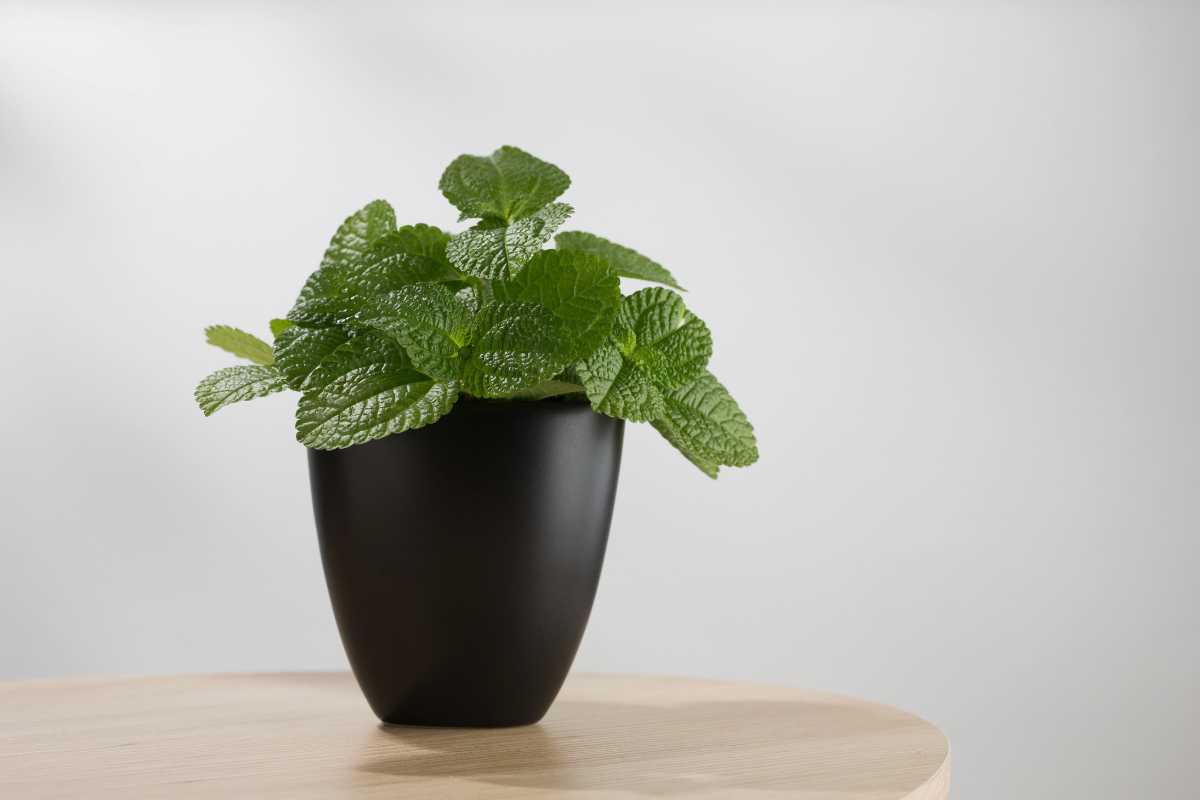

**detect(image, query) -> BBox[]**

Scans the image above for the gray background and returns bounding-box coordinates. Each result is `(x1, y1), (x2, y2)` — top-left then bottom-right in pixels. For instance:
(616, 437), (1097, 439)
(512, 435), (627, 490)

(2, 2), (1197, 798)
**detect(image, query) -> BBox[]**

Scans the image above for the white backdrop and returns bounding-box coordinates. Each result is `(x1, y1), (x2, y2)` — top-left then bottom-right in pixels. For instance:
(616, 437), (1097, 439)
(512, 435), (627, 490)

(2, 3), (1197, 798)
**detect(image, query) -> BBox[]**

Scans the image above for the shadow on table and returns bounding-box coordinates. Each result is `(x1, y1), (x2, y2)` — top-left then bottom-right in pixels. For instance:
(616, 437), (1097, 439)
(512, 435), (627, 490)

(360, 698), (938, 796)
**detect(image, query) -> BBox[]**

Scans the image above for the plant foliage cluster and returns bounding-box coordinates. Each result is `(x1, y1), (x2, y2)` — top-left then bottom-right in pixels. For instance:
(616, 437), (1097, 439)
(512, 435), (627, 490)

(196, 146), (757, 476)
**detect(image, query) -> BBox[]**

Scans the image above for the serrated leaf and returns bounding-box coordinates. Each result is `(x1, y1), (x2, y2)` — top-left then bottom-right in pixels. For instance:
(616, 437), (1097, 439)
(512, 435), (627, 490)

(652, 418), (720, 478)
(269, 318), (295, 338)
(575, 341), (665, 421)
(576, 288), (712, 420)
(204, 325), (275, 366)
(391, 222), (453, 260)
(292, 201), (396, 318)
(286, 296), (356, 328)
(461, 302), (572, 398)
(297, 375), (458, 450)
(287, 202), (404, 326)
(347, 225), (464, 291)
(618, 287), (711, 388)
(195, 365), (287, 416)
(317, 199), (396, 274)
(357, 284), (473, 381)
(273, 325), (351, 390)
(491, 249), (619, 361)
(288, 224), (463, 326)
(295, 331), (458, 450)
(301, 329), (401, 390)
(439, 146), (570, 222)
(652, 371), (758, 472)
(555, 231), (683, 290)
(446, 202), (572, 280)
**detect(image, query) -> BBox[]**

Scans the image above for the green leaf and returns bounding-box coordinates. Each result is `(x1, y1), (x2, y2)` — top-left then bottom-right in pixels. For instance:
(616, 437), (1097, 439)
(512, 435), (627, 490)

(507, 379), (587, 400)
(652, 418), (720, 478)
(461, 302), (572, 398)
(652, 371), (758, 474)
(576, 287), (712, 421)
(618, 287), (711, 388)
(556, 364), (582, 385)
(204, 325), (275, 366)
(287, 201), (399, 325)
(357, 284), (473, 381)
(286, 296), (353, 328)
(295, 331), (459, 450)
(317, 199), (396, 274)
(269, 318), (295, 338)
(391, 222), (453, 260)
(554, 231), (683, 290)
(491, 249), (620, 361)
(288, 224), (462, 326)
(273, 325), (351, 390)
(347, 225), (464, 290)
(195, 365), (287, 416)
(439, 146), (570, 222)
(575, 341), (666, 421)
(455, 285), (481, 313)
(300, 329), (397, 390)
(446, 202), (573, 280)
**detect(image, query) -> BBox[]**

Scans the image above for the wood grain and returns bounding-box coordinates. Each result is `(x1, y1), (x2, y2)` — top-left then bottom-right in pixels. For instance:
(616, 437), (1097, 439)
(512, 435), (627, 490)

(0, 672), (950, 799)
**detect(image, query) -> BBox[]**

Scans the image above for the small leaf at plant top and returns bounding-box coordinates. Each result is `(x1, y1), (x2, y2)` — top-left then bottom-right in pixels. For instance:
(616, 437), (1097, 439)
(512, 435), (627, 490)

(439, 146), (570, 222)
(446, 203), (573, 280)
(204, 325), (275, 366)
(651, 370), (758, 475)
(555, 231), (683, 290)
(461, 302), (573, 398)
(269, 318), (295, 338)
(295, 331), (459, 450)
(273, 325), (351, 390)
(491, 249), (620, 361)
(576, 287), (712, 420)
(195, 365), (287, 416)
(357, 284), (473, 381)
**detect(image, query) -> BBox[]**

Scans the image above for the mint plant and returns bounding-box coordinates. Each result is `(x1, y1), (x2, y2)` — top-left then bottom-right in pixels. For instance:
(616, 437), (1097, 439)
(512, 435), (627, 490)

(196, 146), (757, 477)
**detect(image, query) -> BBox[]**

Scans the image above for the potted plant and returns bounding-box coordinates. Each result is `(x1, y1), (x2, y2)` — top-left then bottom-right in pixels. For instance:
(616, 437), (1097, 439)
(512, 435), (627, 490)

(195, 146), (758, 726)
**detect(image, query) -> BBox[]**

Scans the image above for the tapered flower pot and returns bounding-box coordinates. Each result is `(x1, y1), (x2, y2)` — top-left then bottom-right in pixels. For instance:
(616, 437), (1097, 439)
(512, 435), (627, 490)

(307, 397), (624, 727)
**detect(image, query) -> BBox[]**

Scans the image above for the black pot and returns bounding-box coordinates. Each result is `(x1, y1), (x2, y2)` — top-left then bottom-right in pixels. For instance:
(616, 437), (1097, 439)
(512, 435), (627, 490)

(307, 397), (624, 727)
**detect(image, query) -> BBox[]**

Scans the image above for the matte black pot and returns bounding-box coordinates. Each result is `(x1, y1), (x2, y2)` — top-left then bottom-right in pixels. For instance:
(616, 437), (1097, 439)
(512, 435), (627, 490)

(307, 397), (624, 727)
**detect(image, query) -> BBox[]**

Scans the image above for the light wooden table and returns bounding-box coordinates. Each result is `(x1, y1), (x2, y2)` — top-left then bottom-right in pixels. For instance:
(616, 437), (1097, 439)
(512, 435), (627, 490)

(0, 672), (950, 799)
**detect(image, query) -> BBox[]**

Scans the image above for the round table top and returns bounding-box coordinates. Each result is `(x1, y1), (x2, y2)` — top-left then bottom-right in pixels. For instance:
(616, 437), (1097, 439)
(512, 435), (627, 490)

(0, 672), (950, 799)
